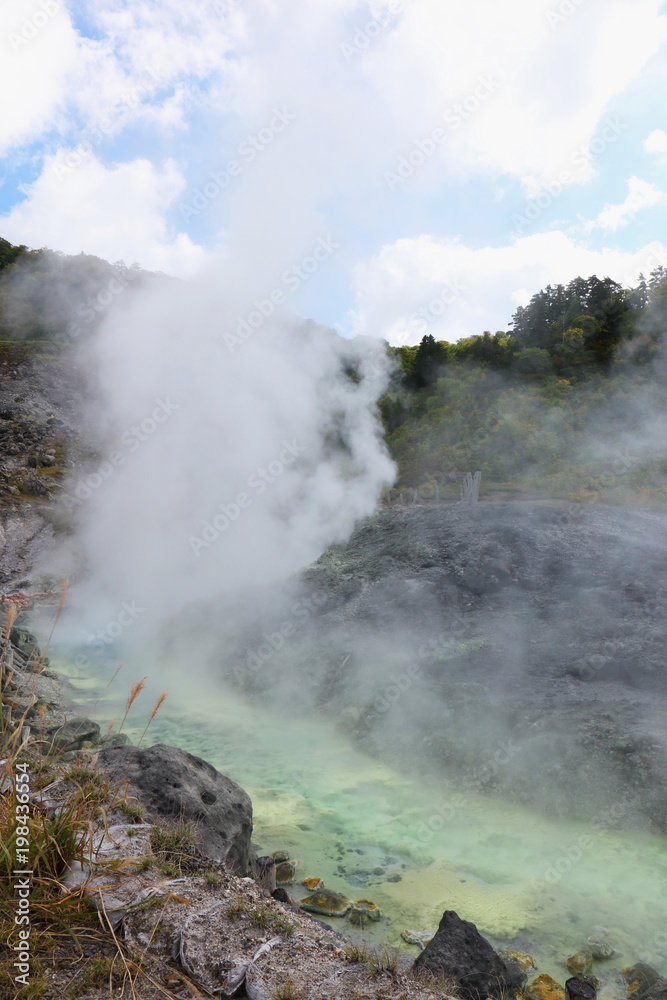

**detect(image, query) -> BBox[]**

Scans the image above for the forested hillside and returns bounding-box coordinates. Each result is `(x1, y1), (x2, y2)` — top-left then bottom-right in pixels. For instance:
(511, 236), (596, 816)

(381, 271), (667, 505)
(0, 237), (159, 343)
(1, 236), (665, 506)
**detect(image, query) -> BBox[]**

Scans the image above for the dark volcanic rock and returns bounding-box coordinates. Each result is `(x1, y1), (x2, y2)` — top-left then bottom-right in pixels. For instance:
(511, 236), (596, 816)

(94, 743), (253, 874)
(413, 910), (526, 1000)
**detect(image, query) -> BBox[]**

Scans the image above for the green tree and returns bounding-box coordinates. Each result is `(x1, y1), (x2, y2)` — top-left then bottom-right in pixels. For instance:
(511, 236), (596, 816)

(514, 347), (552, 376)
(412, 334), (449, 388)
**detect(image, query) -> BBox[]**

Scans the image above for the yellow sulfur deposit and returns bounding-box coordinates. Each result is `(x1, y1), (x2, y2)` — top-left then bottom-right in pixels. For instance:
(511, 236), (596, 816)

(501, 950), (537, 972)
(301, 877), (324, 891)
(300, 889), (352, 917)
(524, 974), (566, 1000)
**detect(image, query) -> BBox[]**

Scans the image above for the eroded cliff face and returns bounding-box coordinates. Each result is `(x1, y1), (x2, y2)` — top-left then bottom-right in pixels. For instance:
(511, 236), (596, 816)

(0, 344), (89, 591)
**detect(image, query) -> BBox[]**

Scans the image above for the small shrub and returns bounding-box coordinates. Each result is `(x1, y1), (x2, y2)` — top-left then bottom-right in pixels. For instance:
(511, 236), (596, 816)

(226, 894), (248, 920)
(117, 798), (144, 822)
(272, 913), (296, 936)
(250, 903), (272, 929)
(345, 942), (376, 964)
(370, 945), (399, 975)
(149, 818), (198, 874)
(276, 977), (302, 1000)
(68, 955), (113, 998)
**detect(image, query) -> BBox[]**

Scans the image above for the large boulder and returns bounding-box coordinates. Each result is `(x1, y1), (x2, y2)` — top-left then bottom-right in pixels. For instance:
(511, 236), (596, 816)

(413, 910), (526, 1000)
(94, 743), (253, 875)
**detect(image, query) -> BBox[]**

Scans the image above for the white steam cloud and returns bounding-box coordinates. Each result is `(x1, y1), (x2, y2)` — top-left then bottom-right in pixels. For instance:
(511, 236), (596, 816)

(49, 0), (407, 637)
(64, 280), (394, 633)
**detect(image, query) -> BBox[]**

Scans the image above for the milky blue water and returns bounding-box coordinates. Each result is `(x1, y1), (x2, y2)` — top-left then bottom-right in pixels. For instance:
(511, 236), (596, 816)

(49, 647), (667, 996)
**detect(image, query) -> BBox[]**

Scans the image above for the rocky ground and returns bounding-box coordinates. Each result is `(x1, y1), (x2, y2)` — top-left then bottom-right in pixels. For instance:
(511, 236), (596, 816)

(217, 501), (667, 833)
(0, 620), (463, 1000)
(2, 346), (665, 843)
(0, 342), (90, 592)
(5, 621), (664, 1000)
(1, 344), (666, 998)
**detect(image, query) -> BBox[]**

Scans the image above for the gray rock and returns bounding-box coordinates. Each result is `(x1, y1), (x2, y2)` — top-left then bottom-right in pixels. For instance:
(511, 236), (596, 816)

(642, 981), (667, 1000)
(586, 936), (615, 961)
(45, 716), (101, 751)
(413, 910), (526, 1000)
(10, 626), (40, 656)
(225, 503), (667, 831)
(99, 732), (132, 748)
(622, 965), (665, 1000)
(94, 743), (253, 874)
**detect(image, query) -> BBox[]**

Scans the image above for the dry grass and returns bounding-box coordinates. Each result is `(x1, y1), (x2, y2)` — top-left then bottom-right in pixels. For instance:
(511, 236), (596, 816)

(275, 977), (304, 1000)
(148, 817), (199, 875)
(0, 594), (178, 999)
(410, 966), (462, 995)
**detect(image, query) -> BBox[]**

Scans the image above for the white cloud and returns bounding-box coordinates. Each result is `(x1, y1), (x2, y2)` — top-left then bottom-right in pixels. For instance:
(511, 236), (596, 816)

(0, 0), (81, 155)
(2, 0), (667, 294)
(365, 0), (667, 191)
(645, 128), (667, 160)
(586, 176), (667, 232)
(0, 0), (243, 158)
(0, 155), (207, 276)
(350, 231), (667, 345)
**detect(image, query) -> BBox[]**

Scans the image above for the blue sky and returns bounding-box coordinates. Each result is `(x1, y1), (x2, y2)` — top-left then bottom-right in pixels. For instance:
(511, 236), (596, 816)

(1, 0), (667, 344)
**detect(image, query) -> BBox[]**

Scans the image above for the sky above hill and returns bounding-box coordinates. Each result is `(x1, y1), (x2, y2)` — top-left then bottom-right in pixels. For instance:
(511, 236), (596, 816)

(1, 0), (667, 344)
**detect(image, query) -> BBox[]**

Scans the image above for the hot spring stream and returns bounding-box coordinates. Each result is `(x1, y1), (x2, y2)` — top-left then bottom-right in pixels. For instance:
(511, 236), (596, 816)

(52, 648), (666, 996)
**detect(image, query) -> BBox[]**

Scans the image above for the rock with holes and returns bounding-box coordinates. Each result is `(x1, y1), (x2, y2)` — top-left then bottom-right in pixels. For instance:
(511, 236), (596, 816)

(93, 743), (254, 874)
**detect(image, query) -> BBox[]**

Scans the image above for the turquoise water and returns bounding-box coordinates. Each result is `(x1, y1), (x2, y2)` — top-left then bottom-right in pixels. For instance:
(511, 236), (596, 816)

(53, 650), (667, 993)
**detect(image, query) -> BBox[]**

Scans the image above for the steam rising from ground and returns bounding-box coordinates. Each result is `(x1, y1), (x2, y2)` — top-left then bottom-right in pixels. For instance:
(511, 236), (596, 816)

(62, 282), (394, 633)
